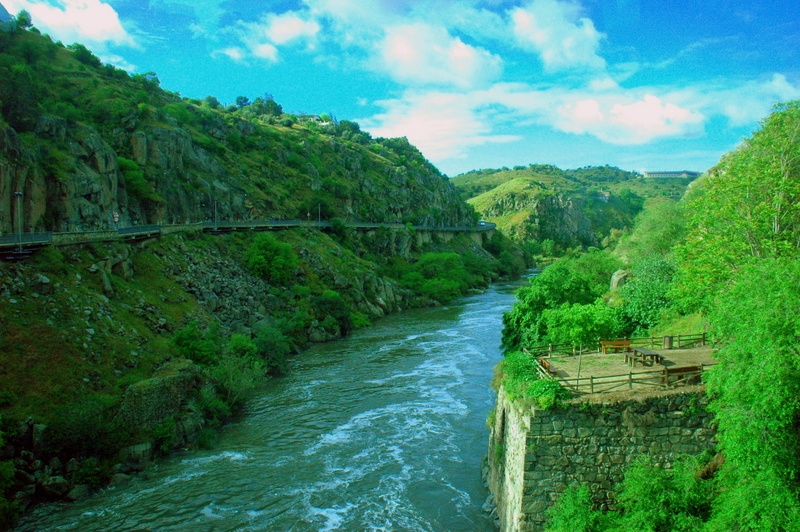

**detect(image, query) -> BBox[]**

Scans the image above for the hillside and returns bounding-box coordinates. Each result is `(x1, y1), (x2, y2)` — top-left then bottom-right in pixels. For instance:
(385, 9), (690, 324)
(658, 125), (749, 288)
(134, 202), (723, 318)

(0, 27), (474, 236)
(452, 164), (697, 250)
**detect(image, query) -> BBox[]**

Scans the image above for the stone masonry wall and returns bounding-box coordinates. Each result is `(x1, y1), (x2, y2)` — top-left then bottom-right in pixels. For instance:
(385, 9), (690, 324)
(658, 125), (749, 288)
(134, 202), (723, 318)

(487, 386), (716, 531)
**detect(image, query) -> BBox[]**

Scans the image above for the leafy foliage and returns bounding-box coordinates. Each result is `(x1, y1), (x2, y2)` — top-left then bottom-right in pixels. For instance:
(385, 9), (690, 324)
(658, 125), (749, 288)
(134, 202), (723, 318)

(620, 256), (676, 333)
(671, 101), (800, 313)
(702, 258), (800, 530)
(243, 233), (299, 285)
(500, 351), (571, 407)
(502, 250), (622, 349)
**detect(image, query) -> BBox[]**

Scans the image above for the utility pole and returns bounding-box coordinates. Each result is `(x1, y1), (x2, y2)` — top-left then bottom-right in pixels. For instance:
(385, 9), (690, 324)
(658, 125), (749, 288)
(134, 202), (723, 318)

(13, 191), (22, 252)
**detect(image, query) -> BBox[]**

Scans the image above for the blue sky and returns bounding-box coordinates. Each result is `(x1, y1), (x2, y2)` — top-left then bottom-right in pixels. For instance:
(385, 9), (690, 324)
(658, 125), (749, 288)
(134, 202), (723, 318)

(2, 0), (799, 176)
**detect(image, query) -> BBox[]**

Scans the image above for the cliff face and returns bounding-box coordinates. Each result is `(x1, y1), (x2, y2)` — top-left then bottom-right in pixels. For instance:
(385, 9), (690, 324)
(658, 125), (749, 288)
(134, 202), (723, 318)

(0, 28), (473, 236)
(0, 115), (472, 235)
(474, 189), (597, 247)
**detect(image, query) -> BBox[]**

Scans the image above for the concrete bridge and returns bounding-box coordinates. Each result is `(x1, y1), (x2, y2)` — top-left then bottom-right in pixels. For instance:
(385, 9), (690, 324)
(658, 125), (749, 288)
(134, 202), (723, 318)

(0, 219), (496, 261)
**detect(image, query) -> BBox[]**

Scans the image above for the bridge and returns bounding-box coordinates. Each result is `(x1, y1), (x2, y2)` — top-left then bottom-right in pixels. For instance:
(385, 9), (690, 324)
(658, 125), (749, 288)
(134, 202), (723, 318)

(0, 220), (496, 261)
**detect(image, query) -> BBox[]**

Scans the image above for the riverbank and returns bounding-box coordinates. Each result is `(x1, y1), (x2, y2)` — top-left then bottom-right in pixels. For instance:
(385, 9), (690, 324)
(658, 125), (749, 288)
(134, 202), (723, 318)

(1, 226), (527, 527)
(16, 279), (527, 530)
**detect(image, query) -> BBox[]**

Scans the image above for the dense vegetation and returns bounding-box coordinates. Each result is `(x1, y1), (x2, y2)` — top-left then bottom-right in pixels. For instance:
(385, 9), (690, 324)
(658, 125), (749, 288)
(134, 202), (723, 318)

(500, 101), (800, 530)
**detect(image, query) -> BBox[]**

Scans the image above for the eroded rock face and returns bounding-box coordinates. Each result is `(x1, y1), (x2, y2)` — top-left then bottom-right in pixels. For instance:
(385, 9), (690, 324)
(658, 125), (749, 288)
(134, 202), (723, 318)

(478, 191), (598, 248)
(116, 359), (203, 431)
(0, 116), (473, 235)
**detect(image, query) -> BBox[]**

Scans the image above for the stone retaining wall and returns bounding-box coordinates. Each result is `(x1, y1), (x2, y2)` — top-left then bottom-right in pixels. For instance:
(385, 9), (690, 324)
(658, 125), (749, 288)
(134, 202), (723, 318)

(487, 386), (716, 531)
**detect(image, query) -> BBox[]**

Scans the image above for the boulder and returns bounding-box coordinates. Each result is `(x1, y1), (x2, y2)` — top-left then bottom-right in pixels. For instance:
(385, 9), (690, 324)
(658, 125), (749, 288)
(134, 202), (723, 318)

(40, 476), (71, 498)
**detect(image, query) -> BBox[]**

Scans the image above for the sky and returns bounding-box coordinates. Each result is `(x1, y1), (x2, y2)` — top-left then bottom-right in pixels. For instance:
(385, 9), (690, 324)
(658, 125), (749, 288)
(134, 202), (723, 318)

(2, 0), (799, 176)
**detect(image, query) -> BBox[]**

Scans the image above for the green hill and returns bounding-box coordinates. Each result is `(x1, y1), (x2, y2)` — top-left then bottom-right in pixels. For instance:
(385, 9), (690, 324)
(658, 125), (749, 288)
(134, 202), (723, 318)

(0, 26), (473, 235)
(452, 164), (697, 250)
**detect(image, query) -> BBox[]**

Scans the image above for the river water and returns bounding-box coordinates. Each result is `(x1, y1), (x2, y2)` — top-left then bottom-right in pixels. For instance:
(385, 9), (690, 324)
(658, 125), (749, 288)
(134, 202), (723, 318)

(18, 279), (525, 532)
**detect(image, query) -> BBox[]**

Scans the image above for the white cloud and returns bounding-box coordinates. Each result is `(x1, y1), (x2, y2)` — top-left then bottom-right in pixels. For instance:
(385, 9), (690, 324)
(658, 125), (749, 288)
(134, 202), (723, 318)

(263, 12), (320, 46)
(509, 0), (605, 72)
(556, 94), (705, 144)
(701, 74), (800, 126)
(3, 0), (137, 48)
(212, 46), (248, 63)
(361, 90), (520, 161)
(377, 23), (502, 89)
(231, 10), (319, 63)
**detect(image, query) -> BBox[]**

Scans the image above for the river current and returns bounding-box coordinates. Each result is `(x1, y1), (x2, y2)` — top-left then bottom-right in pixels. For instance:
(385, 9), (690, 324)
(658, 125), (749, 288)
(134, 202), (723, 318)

(18, 279), (525, 531)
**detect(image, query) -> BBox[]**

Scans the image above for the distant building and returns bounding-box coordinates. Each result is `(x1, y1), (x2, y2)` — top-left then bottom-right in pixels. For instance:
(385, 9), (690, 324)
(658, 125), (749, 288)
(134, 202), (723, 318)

(642, 171), (702, 179)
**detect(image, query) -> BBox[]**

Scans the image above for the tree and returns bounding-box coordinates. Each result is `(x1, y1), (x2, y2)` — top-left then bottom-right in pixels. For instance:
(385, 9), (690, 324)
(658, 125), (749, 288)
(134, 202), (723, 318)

(203, 95), (220, 109)
(703, 258), (800, 530)
(243, 233), (299, 285)
(235, 96), (250, 109)
(16, 10), (32, 29)
(671, 101), (800, 312)
(67, 43), (101, 68)
(620, 256), (676, 332)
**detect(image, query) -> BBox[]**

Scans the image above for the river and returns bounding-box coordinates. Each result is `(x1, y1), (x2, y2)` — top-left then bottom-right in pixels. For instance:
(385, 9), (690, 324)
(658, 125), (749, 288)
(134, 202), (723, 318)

(18, 279), (526, 531)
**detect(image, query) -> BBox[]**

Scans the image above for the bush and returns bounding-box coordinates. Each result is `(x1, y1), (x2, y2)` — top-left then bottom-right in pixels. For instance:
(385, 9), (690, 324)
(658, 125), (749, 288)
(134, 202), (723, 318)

(253, 325), (291, 374)
(172, 321), (221, 366)
(243, 233), (299, 285)
(501, 351), (570, 407)
(545, 485), (606, 532)
(209, 354), (265, 407)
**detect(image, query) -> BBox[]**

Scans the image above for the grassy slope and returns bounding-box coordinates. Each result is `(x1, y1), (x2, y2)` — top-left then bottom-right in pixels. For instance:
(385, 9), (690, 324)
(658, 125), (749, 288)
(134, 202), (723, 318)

(452, 165), (696, 245)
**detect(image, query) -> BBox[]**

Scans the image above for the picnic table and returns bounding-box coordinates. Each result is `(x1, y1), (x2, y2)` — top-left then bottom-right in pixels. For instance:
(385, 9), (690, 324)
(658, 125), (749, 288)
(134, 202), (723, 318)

(625, 347), (664, 367)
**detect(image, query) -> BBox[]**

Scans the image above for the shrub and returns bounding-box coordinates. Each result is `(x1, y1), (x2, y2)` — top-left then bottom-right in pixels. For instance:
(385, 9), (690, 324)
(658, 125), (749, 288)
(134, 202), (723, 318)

(209, 354), (265, 407)
(253, 325), (291, 374)
(243, 233), (299, 285)
(172, 321), (221, 366)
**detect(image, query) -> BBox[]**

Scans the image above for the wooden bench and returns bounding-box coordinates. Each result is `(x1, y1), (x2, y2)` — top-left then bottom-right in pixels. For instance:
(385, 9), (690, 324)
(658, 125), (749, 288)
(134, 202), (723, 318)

(539, 358), (557, 377)
(601, 339), (631, 354)
(662, 365), (702, 386)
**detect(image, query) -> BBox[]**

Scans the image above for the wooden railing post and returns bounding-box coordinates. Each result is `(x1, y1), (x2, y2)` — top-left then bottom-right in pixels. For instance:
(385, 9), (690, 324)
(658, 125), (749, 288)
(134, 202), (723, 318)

(590, 376), (594, 394)
(629, 372), (632, 390)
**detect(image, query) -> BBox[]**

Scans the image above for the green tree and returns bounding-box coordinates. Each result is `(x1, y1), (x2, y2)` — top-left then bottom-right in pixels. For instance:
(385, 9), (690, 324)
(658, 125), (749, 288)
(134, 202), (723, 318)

(16, 10), (32, 29)
(172, 321), (221, 365)
(254, 325), (291, 374)
(703, 258), (800, 530)
(620, 256), (676, 332)
(540, 300), (625, 347)
(502, 250), (620, 349)
(243, 233), (299, 285)
(671, 101), (800, 312)
(615, 198), (686, 262)
(210, 354), (265, 407)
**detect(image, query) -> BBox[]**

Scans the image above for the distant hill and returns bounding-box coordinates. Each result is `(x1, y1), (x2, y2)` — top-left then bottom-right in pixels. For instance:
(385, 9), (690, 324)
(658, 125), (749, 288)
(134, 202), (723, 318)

(452, 164), (697, 250)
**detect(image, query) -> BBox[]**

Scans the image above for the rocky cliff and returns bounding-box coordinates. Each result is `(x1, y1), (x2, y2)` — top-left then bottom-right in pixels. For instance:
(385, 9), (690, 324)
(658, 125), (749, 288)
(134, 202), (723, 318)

(0, 29), (473, 236)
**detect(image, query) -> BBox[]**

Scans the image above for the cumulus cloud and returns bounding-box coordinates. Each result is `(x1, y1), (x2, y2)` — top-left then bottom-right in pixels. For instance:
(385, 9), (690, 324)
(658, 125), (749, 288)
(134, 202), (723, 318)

(556, 94), (705, 143)
(377, 23), (502, 89)
(3, 0), (137, 48)
(509, 0), (605, 71)
(262, 12), (320, 45)
(361, 90), (520, 161)
(232, 10), (319, 63)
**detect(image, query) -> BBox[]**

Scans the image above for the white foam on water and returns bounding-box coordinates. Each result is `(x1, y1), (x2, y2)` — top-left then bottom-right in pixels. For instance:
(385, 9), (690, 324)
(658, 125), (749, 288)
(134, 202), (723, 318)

(308, 502), (358, 532)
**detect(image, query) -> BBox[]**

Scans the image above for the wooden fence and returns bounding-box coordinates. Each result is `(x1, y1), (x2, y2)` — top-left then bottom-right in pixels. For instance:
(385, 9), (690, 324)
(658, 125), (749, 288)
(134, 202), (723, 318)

(534, 360), (715, 395)
(524, 333), (707, 358)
